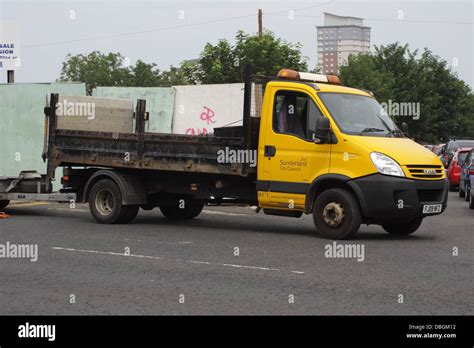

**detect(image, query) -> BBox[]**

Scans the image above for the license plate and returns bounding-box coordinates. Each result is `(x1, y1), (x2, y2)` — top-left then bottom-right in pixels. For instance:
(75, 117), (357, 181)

(422, 204), (442, 214)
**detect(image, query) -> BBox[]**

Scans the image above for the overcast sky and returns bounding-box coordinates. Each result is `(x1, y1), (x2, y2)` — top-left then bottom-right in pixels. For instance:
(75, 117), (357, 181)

(0, 0), (473, 87)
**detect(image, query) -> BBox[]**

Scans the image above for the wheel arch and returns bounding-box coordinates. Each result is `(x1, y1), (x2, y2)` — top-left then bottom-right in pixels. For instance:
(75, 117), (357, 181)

(304, 174), (368, 216)
(83, 170), (147, 205)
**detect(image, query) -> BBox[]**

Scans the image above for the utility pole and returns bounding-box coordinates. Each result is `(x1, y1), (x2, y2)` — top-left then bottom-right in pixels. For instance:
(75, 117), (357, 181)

(7, 70), (14, 83)
(258, 9), (262, 37)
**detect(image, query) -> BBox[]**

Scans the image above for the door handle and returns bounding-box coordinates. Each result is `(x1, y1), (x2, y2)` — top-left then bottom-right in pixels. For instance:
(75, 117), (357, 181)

(264, 145), (276, 157)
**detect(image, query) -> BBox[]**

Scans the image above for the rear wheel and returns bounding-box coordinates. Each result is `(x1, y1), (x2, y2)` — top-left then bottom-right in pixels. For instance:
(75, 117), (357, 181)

(312, 188), (361, 240)
(459, 185), (465, 197)
(448, 182), (457, 192)
(465, 187), (470, 202)
(0, 200), (10, 211)
(382, 218), (423, 236)
(89, 179), (139, 224)
(160, 199), (204, 220)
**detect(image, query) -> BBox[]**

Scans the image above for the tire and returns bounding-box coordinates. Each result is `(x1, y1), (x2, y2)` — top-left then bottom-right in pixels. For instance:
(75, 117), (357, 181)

(0, 200), (10, 211)
(465, 188), (470, 202)
(459, 185), (465, 198)
(160, 199), (204, 220)
(312, 188), (361, 240)
(382, 218), (423, 236)
(89, 179), (139, 224)
(469, 191), (474, 209)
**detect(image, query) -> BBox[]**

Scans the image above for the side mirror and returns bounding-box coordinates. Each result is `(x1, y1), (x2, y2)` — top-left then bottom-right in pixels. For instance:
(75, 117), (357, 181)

(401, 122), (409, 136)
(314, 116), (331, 144)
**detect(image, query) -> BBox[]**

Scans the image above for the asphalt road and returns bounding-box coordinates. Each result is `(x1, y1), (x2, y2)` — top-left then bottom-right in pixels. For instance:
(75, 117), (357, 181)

(0, 192), (472, 315)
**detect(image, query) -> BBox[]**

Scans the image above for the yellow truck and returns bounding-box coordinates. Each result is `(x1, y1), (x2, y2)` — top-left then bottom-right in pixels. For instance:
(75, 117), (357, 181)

(0, 65), (448, 239)
(257, 68), (447, 238)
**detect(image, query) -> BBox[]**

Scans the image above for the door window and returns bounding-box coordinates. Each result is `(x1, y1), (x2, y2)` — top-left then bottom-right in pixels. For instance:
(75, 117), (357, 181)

(273, 90), (323, 141)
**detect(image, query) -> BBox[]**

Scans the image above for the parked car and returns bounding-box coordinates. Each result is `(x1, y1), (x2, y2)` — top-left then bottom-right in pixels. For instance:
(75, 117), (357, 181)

(440, 139), (474, 168)
(448, 147), (472, 191)
(459, 149), (474, 208)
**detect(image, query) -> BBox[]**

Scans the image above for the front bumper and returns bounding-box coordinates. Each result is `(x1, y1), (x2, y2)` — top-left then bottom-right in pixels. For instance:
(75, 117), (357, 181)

(348, 174), (448, 224)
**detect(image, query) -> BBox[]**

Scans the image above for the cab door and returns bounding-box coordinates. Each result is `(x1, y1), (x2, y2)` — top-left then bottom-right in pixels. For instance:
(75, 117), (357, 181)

(258, 84), (331, 210)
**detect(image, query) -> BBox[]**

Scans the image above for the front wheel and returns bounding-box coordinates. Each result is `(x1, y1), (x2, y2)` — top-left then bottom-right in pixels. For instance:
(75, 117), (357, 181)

(312, 188), (361, 240)
(0, 200), (10, 211)
(89, 179), (139, 224)
(160, 199), (204, 220)
(382, 218), (423, 236)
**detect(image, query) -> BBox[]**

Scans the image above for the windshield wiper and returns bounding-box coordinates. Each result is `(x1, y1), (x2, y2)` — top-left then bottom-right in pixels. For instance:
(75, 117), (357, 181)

(387, 129), (404, 138)
(360, 127), (386, 134)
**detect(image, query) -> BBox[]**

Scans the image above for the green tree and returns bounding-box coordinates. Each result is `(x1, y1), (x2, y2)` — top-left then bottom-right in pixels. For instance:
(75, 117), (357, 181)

(127, 60), (163, 87)
(59, 51), (189, 94)
(59, 51), (131, 94)
(59, 30), (308, 91)
(340, 43), (474, 143)
(184, 30), (308, 84)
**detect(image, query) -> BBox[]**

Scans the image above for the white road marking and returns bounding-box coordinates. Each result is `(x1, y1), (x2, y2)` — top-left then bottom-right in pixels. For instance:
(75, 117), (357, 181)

(52, 247), (163, 260)
(51, 246), (304, 275)
(123, 238), (194, 245)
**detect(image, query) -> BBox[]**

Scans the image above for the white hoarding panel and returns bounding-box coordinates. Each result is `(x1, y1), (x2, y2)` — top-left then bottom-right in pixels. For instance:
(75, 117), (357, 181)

(172, 83), (244, 135)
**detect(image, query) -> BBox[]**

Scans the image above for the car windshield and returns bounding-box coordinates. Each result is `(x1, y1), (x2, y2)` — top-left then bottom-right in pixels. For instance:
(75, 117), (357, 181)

(318, 92), (403, 137)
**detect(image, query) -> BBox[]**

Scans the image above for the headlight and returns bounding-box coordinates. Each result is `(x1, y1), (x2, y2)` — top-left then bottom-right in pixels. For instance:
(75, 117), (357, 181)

(370, 152), (405, 177)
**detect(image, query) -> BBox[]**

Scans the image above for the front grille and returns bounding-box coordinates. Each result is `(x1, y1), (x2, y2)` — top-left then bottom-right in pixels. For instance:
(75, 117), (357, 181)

(417, 189), (443, 202)
(406, 164), (444, 179)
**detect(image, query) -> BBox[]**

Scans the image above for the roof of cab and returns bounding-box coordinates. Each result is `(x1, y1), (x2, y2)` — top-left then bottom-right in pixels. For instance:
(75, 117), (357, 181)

(314, 82), (373, 97)
(268, 79), (373, 98)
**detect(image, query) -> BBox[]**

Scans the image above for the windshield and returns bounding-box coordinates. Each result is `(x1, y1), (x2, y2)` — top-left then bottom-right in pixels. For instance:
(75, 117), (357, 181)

(318, 93), (403, 137)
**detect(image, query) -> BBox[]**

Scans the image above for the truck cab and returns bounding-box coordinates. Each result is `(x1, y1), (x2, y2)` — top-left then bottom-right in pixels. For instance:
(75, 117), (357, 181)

(256, 69), (448, 239)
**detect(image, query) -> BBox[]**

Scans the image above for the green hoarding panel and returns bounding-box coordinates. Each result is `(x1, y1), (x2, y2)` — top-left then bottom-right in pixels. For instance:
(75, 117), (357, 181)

(0, 83), (86, 188)
(93, 87), (175, 133)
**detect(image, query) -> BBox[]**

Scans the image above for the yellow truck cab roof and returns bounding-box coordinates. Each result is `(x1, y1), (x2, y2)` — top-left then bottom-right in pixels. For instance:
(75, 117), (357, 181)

(268, 79), (373, 98)
(314, 83), (372, 97)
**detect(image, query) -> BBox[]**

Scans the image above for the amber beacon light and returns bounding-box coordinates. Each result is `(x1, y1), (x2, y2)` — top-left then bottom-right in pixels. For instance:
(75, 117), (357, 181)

(277, 69), (341, 85)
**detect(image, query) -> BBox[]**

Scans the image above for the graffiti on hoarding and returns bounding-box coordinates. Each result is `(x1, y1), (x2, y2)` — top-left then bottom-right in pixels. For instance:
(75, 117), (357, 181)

(185, 128), (208, 135)
(200, 106), (216, 125)
(185, 106), (216, 136)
